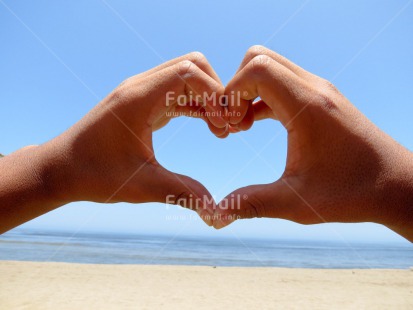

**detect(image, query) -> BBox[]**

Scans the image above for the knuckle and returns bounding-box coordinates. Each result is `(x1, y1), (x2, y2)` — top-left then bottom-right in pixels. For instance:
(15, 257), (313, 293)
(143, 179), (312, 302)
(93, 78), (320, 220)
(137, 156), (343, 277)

(187, 51), (207, 66)
(305, 86), (338, 113)
(246, 45), (268, 58)
(110, 84), (129, 104)
(176, 60), (195, 77)
(248, 55), (272, 77)
(320, 78), (339, 94)
(315, 91), (338, 112)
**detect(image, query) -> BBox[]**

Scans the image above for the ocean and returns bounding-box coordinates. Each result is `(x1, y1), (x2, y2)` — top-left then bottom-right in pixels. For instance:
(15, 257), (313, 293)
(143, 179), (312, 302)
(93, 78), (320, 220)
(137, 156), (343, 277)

(0, 230), (411, 269)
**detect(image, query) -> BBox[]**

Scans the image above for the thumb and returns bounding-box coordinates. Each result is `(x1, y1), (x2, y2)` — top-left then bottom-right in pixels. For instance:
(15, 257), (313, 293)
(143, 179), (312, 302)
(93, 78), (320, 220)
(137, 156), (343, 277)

(144, 165), (216, 226)
(213, 180), (294, 229)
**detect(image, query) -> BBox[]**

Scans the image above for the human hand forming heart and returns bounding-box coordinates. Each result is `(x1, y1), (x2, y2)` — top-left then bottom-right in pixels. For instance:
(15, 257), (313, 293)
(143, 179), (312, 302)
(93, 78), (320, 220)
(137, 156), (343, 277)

(213, 46), (412, 243)
(1, 46), (412, 241)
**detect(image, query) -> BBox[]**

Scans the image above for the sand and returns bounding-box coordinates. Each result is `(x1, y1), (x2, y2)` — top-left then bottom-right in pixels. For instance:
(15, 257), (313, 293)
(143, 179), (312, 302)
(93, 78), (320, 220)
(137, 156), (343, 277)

(0, 261), (412, 310)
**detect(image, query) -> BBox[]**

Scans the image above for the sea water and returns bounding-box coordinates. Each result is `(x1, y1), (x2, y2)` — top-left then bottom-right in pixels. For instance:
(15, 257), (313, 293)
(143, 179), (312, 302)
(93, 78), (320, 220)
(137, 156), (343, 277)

(0, 229), (411, 269)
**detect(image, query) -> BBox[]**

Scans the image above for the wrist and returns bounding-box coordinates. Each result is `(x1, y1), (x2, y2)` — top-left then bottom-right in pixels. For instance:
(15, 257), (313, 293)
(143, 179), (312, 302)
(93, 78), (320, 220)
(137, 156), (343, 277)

(375, 149), (413, 241)
(36, 140), (74, 206)
(0, 144), (70, 233)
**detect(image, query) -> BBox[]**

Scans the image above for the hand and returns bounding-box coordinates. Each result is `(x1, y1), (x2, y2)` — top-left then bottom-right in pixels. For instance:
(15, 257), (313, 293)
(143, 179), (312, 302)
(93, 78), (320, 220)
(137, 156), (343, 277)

(56, 52), (229, 221)
(214, 46), (413, 241)
(0, 52), (227, 232)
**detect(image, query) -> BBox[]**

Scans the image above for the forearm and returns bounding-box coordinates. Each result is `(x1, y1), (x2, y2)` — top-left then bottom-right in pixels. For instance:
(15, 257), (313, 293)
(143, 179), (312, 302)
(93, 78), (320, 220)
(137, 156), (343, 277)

(0, 144), (68, 234)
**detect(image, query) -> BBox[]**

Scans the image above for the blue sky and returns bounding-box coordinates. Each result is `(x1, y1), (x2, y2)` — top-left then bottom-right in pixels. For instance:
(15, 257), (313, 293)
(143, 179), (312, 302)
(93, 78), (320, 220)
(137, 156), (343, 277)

(1, 0), (412, 243)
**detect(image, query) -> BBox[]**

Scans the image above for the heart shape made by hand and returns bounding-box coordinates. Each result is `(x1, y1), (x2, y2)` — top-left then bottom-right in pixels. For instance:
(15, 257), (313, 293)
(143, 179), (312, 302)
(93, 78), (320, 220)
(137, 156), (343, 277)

(49, 46), (391, 237)
(1, 47), (411, 242)
(149, 46), (388, 233)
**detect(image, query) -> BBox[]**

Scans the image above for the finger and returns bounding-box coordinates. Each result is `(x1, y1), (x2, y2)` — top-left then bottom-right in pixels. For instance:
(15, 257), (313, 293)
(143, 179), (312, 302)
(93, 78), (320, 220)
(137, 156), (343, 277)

(144, 165), (216, 226)
(228, 125), (241, 133)
(164, 60), (227, 128)
(252, 99), (278, 121)
(207, 118), (229, 138)
(147, 60), (227, 128)
(212, 180), (294, 229)
(225, 55), (311, 127)
(132, 52), (222, 85)
(227, 97), (250, 125)
(235, 100), (254, 131)
(217, 130), (230, 139)
(236, 45), (317, 82)
(228, 45), (311, 126)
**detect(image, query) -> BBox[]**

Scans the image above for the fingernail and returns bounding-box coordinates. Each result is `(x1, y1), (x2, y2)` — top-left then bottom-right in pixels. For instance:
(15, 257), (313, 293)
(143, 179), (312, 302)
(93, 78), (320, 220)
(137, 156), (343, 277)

(213, 214), (236, 229)
(228, 125), (240, 133)
(213, 218), (226, 229)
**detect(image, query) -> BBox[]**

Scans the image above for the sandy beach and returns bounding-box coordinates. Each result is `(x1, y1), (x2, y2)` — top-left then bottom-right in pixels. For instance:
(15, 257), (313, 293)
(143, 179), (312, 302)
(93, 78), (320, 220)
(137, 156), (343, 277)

(0, 261), (412, 309)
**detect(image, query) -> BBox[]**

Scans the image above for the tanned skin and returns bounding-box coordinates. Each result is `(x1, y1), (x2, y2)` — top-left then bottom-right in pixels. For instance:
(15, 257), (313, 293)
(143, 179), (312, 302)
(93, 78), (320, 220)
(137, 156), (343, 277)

(214, 46), (413, 242)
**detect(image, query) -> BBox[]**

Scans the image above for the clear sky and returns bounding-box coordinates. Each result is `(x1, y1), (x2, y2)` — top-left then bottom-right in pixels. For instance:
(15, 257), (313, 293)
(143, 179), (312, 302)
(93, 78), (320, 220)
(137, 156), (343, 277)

(1, 0), (412, 243)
